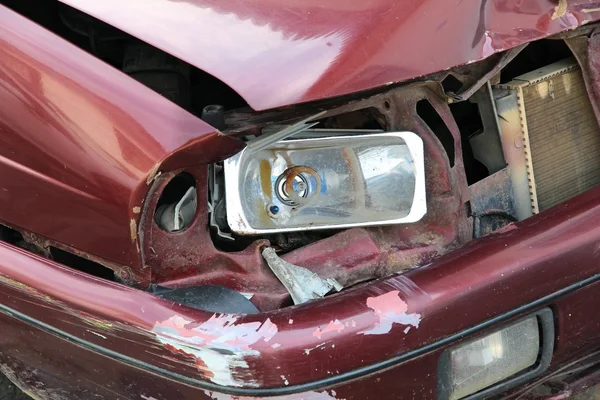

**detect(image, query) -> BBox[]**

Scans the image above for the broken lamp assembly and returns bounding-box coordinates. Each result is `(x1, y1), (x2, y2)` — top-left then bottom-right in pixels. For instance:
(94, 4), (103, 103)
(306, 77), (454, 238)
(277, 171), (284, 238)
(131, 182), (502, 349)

(222, 131), (426, 235)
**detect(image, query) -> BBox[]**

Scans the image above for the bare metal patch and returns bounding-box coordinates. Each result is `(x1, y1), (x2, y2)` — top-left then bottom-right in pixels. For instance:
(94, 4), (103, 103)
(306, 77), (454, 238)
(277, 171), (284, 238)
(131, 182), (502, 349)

(130, 219), (137, 242)
(552, 0), (568, 19)
(203, 389), (344, 399)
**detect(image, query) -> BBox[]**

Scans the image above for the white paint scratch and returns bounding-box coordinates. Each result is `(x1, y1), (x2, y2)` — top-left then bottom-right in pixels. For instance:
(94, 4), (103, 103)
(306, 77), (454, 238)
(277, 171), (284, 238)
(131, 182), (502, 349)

(153, 315), (278, 387)
(203, 389), (344, 399)
(86, 330), (107, 339)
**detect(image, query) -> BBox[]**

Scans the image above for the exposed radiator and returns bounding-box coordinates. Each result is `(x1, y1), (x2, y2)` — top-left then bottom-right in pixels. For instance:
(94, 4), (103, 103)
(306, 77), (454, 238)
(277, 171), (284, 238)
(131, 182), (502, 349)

(495, 58), (600, 215)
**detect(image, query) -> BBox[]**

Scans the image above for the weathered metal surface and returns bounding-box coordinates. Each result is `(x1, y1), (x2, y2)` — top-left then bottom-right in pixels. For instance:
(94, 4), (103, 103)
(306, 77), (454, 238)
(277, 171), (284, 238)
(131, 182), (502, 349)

(469, 82), (507, 174)
(53, 0), (600, 111)
(281, 84), (471, 287)
(0, 5), (242, 282)
(139, 84), (469, 306)
(469, 168), (518, 237)
(262, 247), (343, 305)
(140, 167), (290, 311)
(494, 88), (535, 221)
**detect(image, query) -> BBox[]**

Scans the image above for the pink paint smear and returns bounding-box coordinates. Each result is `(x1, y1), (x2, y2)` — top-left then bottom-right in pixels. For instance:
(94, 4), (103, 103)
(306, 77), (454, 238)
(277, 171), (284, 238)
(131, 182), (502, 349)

(362, 291), (421, 335)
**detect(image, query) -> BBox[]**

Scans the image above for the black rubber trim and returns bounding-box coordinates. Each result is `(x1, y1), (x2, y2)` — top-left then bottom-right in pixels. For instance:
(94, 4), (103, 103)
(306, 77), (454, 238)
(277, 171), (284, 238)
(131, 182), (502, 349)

(437, 308), (554, 400)
(1, 272), (599, 397)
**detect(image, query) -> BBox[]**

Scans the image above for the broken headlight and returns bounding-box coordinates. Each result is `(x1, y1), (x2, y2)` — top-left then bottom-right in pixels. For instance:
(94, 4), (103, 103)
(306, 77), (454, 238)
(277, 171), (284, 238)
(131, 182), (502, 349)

(222, 131), (426, 235)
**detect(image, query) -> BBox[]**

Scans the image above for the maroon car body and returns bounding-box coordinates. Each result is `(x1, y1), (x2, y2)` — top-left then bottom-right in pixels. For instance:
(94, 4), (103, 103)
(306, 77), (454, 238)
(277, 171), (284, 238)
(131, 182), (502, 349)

(2, 0), (600, 399)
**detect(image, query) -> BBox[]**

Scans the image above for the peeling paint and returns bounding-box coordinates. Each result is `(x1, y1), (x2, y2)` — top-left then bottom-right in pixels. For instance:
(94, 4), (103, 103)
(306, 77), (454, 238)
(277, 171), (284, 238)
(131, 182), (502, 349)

(361, 291), (421, 335)
(153, 315), (278, 387)
(203, 389), (344, 400)
(130, 219), (137, 242)
(133, 206), (141, 214)
(552, 0), (568, 19)
(312, 319), (344, 339)
(280, 375), (289, 386)
(146, 162), (161, 185)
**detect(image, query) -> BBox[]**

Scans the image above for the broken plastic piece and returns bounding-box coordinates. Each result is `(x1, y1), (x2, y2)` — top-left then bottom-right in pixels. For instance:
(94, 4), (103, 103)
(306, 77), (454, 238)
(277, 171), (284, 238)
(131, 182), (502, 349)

(262, 247), (343, 304)
(245, 111), (326, 154)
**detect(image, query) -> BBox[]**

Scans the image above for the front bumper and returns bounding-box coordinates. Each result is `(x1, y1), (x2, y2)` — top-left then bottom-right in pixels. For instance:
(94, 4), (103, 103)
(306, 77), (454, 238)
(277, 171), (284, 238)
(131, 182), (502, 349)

(1, 185), (600, 399)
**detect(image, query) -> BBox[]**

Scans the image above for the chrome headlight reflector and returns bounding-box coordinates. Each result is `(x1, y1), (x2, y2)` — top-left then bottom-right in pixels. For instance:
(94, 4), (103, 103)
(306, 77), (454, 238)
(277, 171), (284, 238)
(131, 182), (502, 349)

(224, 131), (425, 235)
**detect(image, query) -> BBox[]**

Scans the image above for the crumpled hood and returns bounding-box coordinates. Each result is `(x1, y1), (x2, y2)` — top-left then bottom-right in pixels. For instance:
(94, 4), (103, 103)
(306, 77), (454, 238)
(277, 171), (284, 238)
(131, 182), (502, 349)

(58, 0), (599, 111)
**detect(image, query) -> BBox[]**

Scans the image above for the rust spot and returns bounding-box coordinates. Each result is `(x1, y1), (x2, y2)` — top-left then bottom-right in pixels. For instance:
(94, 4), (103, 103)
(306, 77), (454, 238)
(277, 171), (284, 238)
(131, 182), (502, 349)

(146, 162), (161, 185)
(119, 267), (133, 282)
(259, 159), (272, 200)
(552, 0), (567, 19)
(133, 206), (141, 214)
(130, 219), (137, 242)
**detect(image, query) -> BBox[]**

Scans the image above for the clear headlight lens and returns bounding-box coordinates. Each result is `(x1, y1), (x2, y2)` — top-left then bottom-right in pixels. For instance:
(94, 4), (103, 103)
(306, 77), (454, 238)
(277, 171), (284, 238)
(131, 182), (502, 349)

(446, 317), (540, 400)
(224, 131), (426, 235)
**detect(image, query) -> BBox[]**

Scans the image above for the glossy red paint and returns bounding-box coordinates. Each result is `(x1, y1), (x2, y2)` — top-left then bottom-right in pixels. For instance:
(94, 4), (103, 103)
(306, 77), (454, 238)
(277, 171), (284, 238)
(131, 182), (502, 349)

(54, 0), (600, 111)
(0, 182), (600, 394)
(0, 5), (242, 278)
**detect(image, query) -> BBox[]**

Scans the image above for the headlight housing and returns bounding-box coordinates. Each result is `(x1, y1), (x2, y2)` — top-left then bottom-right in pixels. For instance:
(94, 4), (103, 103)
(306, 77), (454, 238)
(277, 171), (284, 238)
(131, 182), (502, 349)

(438, 309), (554, 400)
(224, 131), (426, 235)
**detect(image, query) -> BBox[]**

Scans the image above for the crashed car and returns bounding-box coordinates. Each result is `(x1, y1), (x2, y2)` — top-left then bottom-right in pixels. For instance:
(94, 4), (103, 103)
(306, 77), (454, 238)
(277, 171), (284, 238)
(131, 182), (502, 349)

(1, 0), (600, 399)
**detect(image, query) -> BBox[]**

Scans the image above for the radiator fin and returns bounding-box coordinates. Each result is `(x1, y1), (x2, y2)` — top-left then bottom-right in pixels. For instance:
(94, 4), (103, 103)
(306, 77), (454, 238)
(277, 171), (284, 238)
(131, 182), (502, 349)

(498, 59), (600, 213)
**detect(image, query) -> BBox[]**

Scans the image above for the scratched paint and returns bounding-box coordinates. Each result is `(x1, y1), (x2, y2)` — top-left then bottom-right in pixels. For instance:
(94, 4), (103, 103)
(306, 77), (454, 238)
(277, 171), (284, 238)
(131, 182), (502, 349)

(203, 389), (343, 400)
(312, 319), (344, 339)
(304, 342), (328, 355)
(153, 315), (278, 387)
(361, 291), (421, 335)
(552, 0), (568, 19)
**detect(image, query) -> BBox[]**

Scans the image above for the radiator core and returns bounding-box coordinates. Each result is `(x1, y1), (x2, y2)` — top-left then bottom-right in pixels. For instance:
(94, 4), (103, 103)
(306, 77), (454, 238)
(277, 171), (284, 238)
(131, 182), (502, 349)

(496, 58), (600, 214)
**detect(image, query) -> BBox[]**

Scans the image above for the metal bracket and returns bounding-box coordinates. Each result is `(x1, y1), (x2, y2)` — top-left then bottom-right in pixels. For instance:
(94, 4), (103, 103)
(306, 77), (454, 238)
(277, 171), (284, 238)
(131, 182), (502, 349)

(262, 247), (342, 305)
